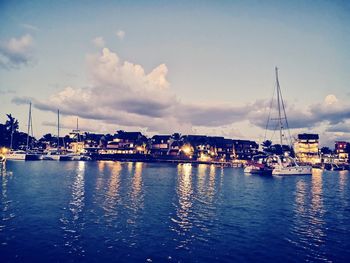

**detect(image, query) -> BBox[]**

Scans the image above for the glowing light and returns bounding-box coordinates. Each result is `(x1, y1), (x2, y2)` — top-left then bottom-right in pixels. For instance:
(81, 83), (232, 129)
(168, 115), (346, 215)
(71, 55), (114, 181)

(181, 144), (193, 156)
(198, 153), (211, 162)
(0, 147), (9, 154)
(136, 146), (144, 152)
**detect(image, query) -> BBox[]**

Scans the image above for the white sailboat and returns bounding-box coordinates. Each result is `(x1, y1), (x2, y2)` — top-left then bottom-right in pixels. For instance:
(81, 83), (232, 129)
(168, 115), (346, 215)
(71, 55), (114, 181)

(6, 103), (41, 161)
(265, 67), (312, 176)
(42, 109), (72, 161)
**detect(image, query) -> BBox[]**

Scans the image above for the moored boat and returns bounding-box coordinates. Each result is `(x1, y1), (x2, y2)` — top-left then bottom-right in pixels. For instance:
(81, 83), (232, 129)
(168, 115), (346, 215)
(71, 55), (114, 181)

(262, 67), (312, 176)
(244, 155), (273, 175)
(42, 149), (71, 161)
(5, 150), (41, 161)
(267, 155), (312, 176)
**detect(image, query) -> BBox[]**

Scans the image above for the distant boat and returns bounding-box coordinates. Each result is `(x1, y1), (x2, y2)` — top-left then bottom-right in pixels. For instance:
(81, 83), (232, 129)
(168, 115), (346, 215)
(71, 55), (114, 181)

(6, 102), (41, 161)
(244, 155), (272, 175)
(323, 163), (345, 171)
(42, 109), (71, 161)
(6, 150), (41, 161)
(263, 67), (312, 176)
(266, 154), (312, 175)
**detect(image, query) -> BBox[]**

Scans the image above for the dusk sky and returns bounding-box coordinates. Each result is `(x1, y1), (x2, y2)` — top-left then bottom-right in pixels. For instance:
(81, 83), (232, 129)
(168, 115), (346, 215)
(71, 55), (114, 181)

(1, 0), (350, 146)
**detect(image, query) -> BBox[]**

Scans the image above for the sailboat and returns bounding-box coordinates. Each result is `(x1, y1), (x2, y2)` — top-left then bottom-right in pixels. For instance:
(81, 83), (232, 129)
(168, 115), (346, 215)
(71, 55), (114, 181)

(42, 110), (71, 161)
(6, 102), (41, 161)
(265, 67), (312, 176)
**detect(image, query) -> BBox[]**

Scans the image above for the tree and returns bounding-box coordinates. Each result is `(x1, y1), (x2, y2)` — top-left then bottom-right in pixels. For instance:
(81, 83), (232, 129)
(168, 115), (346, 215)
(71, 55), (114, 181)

(0, 123), (8, 147)
(5, 114), (19, 133)
(262, 140), (272, 153)
(272, 144), (283, 155)
(320, 147), (332, 155)
(42, 133), (53, 141)
(172, 133), (181, 140)
(0, 114), (20, 147)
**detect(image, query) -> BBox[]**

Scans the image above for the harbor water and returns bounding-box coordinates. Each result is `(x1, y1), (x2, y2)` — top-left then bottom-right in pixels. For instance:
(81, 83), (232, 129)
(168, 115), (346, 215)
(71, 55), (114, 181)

(1, 161), (350, 262)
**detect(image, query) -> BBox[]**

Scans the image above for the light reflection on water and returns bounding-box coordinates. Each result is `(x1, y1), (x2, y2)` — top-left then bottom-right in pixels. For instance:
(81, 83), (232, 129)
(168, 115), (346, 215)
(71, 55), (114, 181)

(172, 163), (193, 250)
(60, 161), (86, 257)
(125, 162), (144, 248)
(171, 164), (221, 251)
(339, 170), (348, 193)
(208, 164), (216, 201)
(0, 164), (15, 244)
(130, 162), (143, 211)
(291, 169), (328, 261)
(103, 162), (122, 224)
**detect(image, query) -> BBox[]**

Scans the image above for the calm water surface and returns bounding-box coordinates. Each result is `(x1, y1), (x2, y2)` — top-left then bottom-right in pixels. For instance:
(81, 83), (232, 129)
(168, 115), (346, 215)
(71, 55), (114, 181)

(0, 161), (350, 262)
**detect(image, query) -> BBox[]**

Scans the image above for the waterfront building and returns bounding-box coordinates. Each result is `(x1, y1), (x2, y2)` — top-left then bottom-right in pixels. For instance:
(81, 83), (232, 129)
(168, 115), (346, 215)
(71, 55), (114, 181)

(83, 133), (105, 147)
(181, 135), (210, 159)
(335, 141), (349, 164)
(69, 141), (85, 154)
(207, 137), (235, 161)
(232, 140), (259, 160)
(150, 135), (171, 156)
(168, 140), (183, 156)
(102, 131), (148, 154)
(294, 133), (320, 164)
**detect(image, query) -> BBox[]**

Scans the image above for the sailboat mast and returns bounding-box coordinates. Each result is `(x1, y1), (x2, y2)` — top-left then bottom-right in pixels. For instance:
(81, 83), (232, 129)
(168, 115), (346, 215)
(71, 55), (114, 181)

(275, 67), (283, 146)
(57, 109), (60, 149)
(26, 102), (32, 151)
(10, 123), (14, 149)
(76, 117), (80, 142)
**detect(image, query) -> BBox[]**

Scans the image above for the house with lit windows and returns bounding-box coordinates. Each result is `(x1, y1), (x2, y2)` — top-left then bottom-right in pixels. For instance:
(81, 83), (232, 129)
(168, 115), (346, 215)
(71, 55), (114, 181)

(294, 133), (320, 164)
(335, 141), (349, 164)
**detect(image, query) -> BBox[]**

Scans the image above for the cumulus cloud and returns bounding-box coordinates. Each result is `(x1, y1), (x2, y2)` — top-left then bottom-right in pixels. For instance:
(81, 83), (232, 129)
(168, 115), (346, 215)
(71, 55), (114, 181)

(12, 48), (252, 134)
(116, 30), (125, 40)
(248, 93), (350, 131)
(0, 34), (34, 69)
(92, 36), (105, 48)
(11, 48), (350, 137)
(324, 94), (338, 105)
(325, 121), (350, 133)
(309, 94), (350, 125)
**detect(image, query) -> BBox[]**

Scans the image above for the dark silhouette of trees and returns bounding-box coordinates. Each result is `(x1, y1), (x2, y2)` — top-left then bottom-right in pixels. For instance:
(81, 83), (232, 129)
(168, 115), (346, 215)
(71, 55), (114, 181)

(261, 139), (294, 156)
(0, 114), (20, 147)
(261, 140), (272, 153)
(5, 114), (19, 133)
(320, 147), (332, 155)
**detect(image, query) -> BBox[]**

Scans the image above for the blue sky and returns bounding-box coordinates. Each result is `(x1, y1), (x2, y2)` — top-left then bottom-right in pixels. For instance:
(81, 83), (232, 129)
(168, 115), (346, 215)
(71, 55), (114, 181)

(1, 0), (350, 146)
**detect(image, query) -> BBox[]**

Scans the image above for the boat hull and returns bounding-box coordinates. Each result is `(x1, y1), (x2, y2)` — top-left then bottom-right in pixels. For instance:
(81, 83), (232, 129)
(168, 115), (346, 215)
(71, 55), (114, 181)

(25, 154), (42, 160)
(244, 165), (272, 175)
(6, 152), (42, 161)
(42, 154), (74, 161)
(42, 155), (61, 161)
(6, 153), (26, 160)
(272, 166), (312, 175)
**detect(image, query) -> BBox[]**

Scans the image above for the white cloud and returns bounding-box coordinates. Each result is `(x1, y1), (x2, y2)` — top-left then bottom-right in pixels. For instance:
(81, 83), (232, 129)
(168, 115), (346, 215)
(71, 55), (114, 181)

(92, 36), (105, 48)
(0, 34), (34, 69)
(21, 23), (39, 31)
(13, 48), (249, 134)
(11, 48), (350, 140)
(116, 30), (125, 40)
(324, 94), (338, 105)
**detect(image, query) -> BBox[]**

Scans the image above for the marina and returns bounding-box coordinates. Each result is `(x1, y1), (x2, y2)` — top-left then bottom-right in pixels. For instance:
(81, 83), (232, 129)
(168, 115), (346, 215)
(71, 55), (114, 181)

(1, 1), (350, 262)
(1, 161), (350, 262)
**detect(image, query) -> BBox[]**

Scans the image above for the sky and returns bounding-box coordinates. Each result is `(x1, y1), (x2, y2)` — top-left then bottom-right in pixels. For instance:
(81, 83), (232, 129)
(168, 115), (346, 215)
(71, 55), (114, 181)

(0, 0), (350, 147)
